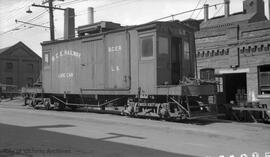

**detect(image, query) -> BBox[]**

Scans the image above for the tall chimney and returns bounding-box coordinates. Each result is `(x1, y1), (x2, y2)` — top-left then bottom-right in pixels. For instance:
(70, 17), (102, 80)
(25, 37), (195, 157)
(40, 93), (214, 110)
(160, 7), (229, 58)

(224, 0), (230, 17)
(64, 8), (75, 40)
(88, 7), (94, 24)
(269, 0), (270, 20)
(204, 4), (209, 22)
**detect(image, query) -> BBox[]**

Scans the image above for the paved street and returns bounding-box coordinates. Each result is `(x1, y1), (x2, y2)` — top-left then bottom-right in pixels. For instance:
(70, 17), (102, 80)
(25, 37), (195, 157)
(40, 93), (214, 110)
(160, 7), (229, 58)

(0, 98), (270, 157)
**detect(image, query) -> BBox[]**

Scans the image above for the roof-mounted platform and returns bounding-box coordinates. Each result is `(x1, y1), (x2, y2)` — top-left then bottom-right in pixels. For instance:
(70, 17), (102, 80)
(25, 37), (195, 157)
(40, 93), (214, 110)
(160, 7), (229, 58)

(77, 21), (122, 36)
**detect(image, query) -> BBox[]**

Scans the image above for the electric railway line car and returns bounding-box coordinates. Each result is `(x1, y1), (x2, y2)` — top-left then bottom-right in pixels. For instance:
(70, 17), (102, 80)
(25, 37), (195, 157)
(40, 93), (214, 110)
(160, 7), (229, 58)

(32, 20), (217, 120)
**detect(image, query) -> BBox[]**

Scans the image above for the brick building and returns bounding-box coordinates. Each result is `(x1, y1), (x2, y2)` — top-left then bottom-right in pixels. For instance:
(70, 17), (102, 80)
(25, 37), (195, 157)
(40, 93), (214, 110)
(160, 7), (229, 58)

(195, 0), (270, 105)
(0, 42), (41, 91)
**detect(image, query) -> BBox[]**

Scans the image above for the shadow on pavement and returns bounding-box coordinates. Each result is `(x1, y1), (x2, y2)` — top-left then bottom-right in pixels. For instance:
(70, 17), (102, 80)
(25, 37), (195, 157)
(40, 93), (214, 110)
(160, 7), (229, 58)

(177, 118), (232, 125)
(28, 124), (75, 129)
(0, 123), (198, 157)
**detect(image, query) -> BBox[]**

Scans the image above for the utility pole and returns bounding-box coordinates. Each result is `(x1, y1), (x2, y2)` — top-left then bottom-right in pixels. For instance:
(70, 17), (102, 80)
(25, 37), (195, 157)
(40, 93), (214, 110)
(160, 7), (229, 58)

(48, 0), (55, 40)
(30, 0), (65, 41)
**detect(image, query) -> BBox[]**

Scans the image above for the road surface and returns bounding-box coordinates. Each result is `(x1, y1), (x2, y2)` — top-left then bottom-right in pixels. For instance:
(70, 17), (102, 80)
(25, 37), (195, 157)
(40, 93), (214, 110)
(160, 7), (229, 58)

(0, 98), (269, 157)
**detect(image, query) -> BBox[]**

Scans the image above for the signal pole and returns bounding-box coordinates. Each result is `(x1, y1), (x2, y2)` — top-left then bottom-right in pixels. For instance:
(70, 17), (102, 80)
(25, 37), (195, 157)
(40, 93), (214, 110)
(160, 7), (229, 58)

(31, 0), (65, 41)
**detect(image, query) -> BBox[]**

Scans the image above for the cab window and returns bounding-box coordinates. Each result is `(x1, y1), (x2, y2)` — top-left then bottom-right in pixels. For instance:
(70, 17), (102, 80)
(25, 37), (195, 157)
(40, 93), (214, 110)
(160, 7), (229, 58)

(140, 36), (154, 58)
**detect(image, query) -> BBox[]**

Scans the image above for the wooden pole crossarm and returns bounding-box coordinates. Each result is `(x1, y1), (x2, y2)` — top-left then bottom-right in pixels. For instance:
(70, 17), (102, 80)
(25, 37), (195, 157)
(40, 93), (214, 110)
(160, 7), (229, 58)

(42, 0), (64, 5)
(32, 3), (66, 10)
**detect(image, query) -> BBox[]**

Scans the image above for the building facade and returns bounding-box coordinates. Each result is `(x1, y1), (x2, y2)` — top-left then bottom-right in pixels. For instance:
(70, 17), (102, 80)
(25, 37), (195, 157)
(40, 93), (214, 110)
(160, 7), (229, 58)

(195, 0), (270, 105)
(0, 42), (41, 90)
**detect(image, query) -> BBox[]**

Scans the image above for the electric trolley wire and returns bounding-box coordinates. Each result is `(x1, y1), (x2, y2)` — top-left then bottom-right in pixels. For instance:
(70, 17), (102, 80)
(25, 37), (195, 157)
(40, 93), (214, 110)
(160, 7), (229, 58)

(0, 9), (48, 36)
(1, 1), (226, 37)
(195, 0), (208, 19)
(190, 0), (203, 18)
(150, 2), (224, 22)
(213, 4), (223, 17)
(95, 0), (133, 9)
(60, 0), (136, 18)
(57, 0), (89, 6)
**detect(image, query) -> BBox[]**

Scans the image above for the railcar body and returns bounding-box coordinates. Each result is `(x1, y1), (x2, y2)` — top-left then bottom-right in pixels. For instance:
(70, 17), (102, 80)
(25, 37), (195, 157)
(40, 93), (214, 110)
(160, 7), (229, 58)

(42, 21), (195, 95)
(31, 21), (217, 119)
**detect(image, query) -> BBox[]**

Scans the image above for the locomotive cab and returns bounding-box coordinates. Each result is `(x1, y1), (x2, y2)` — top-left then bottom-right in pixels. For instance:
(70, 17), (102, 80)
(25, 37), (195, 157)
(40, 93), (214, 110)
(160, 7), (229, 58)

(136, 22), (196, 96)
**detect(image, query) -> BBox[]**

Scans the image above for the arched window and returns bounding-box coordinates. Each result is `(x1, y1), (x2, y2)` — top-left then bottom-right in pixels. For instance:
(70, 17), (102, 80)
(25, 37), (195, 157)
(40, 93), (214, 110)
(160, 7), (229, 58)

(197, 52), (200, 58)
(202, 51), (205, 57)
(206, 51), (210, 57)
(211, 50), (215, 57)
(225, 48), (229, 55)
(200, 68), (215, 81)
(220, 49), (224, 55)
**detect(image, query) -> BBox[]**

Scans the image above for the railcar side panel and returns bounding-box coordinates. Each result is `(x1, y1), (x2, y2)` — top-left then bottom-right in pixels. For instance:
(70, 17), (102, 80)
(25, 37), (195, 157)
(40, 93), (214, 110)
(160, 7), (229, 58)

(105, 31), (130, 89)
(80, 38), (105, 89)
(129, 30), (139, 95)
(43, 40), (82, 94)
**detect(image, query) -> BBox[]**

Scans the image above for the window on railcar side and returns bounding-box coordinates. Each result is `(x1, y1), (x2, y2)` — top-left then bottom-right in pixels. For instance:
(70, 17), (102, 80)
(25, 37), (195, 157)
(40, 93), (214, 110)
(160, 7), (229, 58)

(43, 52), (50, 67)
(157, 36), (170, 85)
(158, 37), (169, 55)
(140, 36), (154, 58)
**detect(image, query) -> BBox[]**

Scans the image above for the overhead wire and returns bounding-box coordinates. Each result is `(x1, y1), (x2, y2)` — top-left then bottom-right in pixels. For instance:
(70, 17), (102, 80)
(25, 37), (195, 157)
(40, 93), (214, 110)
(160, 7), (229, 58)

(57, 0), (90, 6)
(59, 0), (136, 18)
(213, 4), (223, 17)
(1, 0), (225, 37)
(1, 0), (46, 30)
(0, 8), (48, 36)
(195, 0), (208, 19)
(4, 0), (34, 21)
(190, 0), (202, 18)
(95, 0), (136, 11)
(95, 0), (133, 9)
(150, 2), (224, 22)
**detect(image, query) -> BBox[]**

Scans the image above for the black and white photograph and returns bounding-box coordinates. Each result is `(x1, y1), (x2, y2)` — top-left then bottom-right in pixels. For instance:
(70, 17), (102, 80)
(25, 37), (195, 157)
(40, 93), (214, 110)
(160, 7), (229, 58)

(0, 0), (270, 156)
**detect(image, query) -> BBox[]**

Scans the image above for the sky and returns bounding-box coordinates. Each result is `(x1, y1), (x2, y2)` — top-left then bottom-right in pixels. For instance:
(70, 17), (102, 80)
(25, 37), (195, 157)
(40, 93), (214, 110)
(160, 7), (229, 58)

(0, 0), (269, 57)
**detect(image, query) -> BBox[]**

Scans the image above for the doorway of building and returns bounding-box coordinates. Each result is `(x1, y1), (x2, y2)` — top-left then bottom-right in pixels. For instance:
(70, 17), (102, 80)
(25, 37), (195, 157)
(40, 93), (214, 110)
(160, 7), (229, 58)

(223, 73), (247, 104)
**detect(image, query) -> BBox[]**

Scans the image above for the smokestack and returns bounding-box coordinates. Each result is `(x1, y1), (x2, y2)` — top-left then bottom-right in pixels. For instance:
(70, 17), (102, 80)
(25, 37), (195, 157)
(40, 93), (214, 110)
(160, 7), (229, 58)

(204, 4), (209, 22)
(269, 0), (270, 20)
(88, 7), (94, 24)
(224, 0), (230, 17)
(64, 8), (75, 40)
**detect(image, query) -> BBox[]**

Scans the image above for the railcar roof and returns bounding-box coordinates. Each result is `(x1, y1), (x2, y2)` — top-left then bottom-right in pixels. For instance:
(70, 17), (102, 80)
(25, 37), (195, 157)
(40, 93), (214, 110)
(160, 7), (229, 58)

(41, 20), (193, 46)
